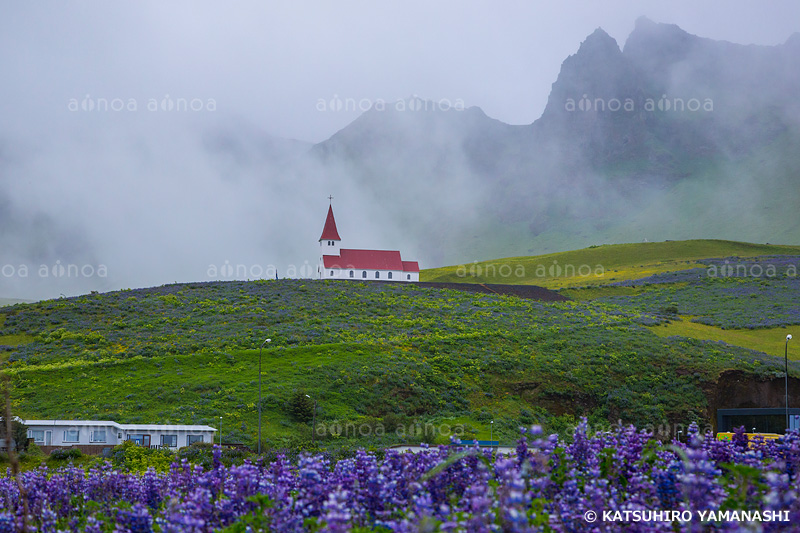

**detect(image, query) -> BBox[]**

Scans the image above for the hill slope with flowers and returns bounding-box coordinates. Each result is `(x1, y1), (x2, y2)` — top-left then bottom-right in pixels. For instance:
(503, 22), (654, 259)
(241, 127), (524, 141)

(3, 244), (800, 448)
(422, 239), (800, 288)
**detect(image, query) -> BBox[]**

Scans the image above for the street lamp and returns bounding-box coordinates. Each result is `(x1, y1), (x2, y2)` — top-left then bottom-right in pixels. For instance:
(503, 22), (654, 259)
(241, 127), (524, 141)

(306, 394), (317, 448)
(490, 420), (494, 444)
(258, 338), (271, 454)
(219, 416), (222, 446)
(786, 334), (793, 431)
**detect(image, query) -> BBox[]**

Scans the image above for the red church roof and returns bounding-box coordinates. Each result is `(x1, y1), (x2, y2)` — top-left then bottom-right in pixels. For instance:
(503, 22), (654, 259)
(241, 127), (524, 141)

(319, 205), (341, 241)
(324, 249), (418, 272)
(401, 261), (420, 273)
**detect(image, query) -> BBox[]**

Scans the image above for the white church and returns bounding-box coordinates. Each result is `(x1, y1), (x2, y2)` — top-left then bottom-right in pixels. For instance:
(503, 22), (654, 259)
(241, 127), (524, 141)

(318, 203), (420, 282)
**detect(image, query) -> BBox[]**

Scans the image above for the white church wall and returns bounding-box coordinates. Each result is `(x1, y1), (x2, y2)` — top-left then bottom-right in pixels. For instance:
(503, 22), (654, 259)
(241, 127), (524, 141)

(323, 268), (417, 282)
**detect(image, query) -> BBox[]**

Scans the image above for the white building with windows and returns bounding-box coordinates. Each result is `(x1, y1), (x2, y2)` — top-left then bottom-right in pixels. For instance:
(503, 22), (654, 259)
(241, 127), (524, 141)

(318, 203), (420, 282)
(23, 419), (216, 451)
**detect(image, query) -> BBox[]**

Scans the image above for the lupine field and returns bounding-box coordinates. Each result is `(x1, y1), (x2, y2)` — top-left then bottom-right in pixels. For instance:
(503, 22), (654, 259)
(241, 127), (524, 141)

(598, 256), (800, 329)
(2, 422), (800, 532)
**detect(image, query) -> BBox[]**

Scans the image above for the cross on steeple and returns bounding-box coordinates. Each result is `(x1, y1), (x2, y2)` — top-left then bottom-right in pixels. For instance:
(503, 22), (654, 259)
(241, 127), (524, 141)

(328, 195), (334, 204)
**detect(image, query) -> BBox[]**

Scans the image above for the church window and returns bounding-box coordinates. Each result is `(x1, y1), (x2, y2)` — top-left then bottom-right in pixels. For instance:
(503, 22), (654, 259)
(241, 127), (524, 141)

(375, 271), (380, 279)
(330, 270), (334, 276)
(362, 271), (367, 278)
(388, 272), (392, 279)
(350, 271), (354, 278)
(407, 274), (411, 280)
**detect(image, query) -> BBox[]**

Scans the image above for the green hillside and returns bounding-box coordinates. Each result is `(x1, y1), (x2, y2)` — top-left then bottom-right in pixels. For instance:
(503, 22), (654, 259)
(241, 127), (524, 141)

(2, 249), (800, 448)
(424, 240), (800, 358)
(422, 239), (800, 289)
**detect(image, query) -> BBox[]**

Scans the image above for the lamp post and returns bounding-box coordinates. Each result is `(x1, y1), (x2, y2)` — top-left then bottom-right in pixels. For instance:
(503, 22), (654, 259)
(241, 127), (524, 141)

(219, 416), (222, 446)
(258, 338), (271, 454)
(306, 394), (317, 448)
(490, 420), (494, 444)
(786, 334), (793, 431)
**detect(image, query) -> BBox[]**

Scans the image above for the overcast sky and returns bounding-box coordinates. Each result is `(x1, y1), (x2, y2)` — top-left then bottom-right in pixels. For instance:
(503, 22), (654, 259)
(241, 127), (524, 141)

(1, 1), (799, 299)
(3, 1), (799, 143)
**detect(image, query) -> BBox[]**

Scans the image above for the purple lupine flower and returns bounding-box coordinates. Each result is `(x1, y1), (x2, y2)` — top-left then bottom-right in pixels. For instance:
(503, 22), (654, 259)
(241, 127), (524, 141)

(84, 515), (104, 533)
(4, 423), (800, 530)
(0, 512), (15, 533)
(115, 503), (154, 533)
(320, 487), (352, 533)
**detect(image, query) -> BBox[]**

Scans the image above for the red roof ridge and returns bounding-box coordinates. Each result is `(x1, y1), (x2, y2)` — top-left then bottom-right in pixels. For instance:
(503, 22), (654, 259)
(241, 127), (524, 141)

(323, 248), (418, 272)
(341, 247), (401, 253)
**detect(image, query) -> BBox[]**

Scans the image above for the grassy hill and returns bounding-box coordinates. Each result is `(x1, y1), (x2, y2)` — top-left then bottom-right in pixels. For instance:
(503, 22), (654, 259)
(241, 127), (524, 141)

(425, 239), (800, 360)
(3, 240), (800, 449)
(422, 239), (800, 289)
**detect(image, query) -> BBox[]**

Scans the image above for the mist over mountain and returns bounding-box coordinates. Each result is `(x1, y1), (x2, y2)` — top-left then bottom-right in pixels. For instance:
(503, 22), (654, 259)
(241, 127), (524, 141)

(310, 16), (800, 264)
(2, 17), (799, 299)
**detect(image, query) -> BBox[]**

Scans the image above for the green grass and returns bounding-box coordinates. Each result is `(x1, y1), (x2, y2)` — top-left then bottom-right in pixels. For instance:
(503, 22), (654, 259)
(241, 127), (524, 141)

(0, 333), (35, 347)
(3, 275), (797, 448)
(422, 239), (800, 289)
(0, 313), (35, 347)
(649, 318), (797, 359)
(0, 314), (35, 364)
(5, 240), (800, 448)
(7, 336), (544, 446)
(561, 285), (649, 301)
(10, 343), (384, 445)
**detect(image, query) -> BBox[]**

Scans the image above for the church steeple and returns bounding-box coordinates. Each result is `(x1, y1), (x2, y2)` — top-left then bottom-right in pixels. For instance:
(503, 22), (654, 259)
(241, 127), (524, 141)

(319, 203), (341, 242)
(318, 200), (342, 279)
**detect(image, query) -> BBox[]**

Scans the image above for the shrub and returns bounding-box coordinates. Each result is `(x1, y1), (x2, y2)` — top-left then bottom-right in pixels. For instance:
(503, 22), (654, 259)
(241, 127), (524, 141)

(49, 448), (82, 460)
(381, 413), (409, 433)
(176, 442), (249, 469)
(18, 443), (44, 463)
(0, 418), (30, 452)
(659, 303), (679, 315)
(25, 442), (44, 457)
(111, 440), (173, 473)
(286, 390), (315, 422)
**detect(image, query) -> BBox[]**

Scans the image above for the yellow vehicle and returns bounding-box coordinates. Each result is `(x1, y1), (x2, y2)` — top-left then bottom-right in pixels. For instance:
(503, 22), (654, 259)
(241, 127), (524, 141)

(716, 432), (782, 447)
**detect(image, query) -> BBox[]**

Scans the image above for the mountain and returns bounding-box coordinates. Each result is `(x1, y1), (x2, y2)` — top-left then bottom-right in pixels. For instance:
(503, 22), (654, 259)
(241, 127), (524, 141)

(538, 17), (800, 171)
(310, 18), (800, 266)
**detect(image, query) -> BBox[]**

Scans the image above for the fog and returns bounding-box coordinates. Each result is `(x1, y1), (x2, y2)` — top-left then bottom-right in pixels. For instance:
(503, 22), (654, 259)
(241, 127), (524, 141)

(1, 1), (799, 300)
